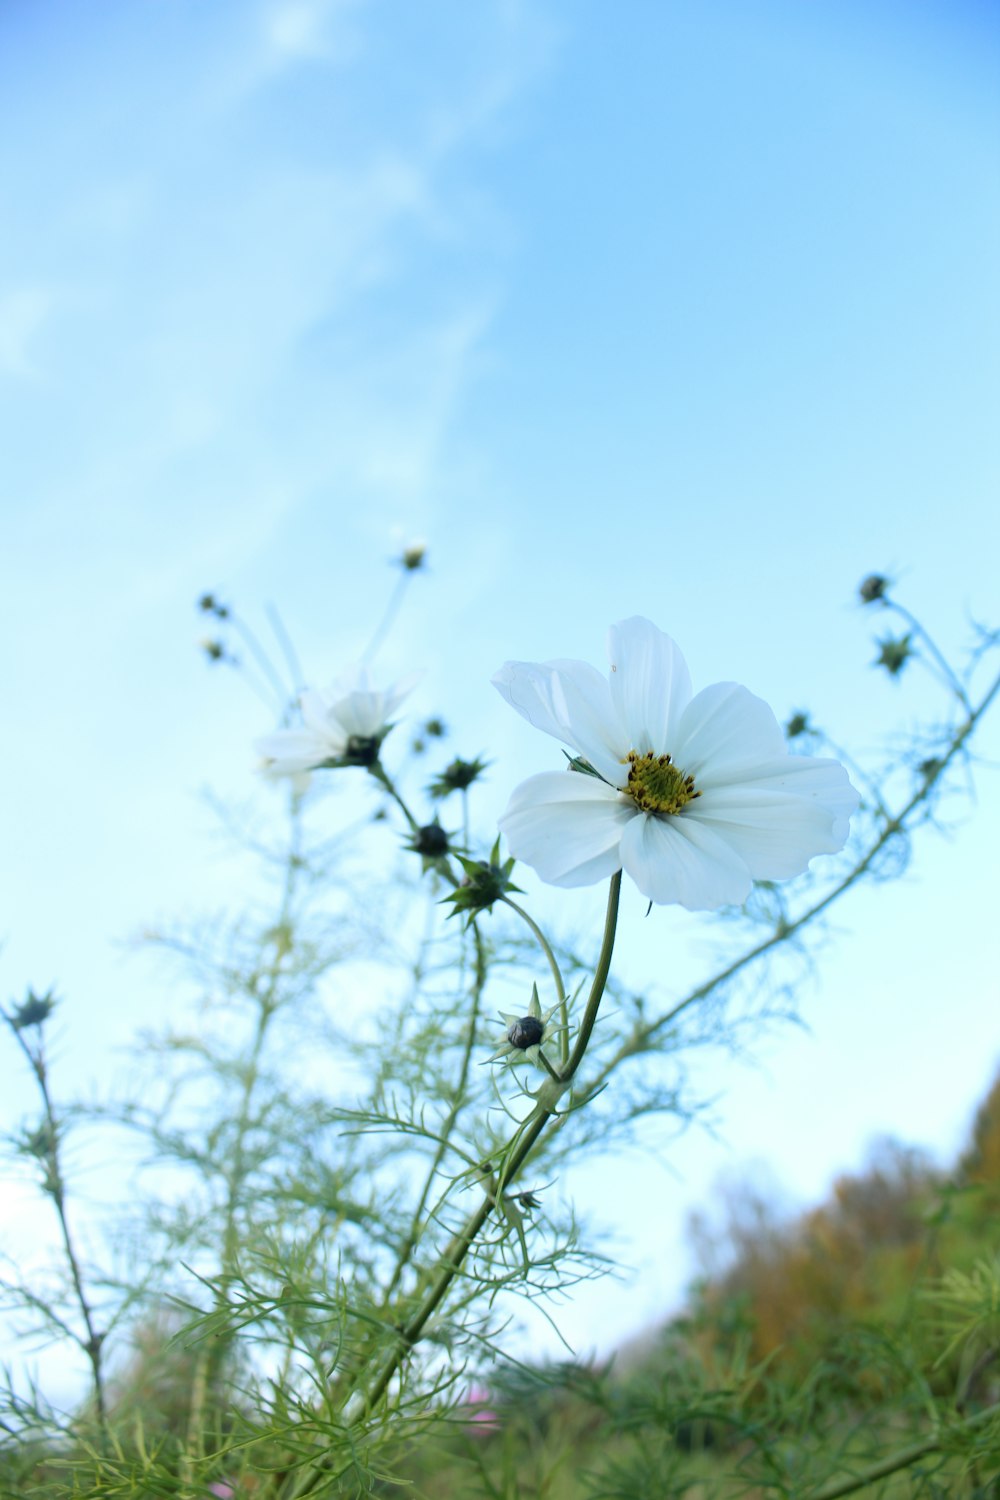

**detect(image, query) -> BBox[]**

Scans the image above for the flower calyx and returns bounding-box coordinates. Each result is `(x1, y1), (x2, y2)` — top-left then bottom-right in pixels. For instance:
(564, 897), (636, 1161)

(489, 984), (561, 1070)
(406, 819), (452, 871)
(9, 988), (56, 1031)
(874, 632), (915, 679)
(442, 839), (521, 925)
(429, 755), (491, 800)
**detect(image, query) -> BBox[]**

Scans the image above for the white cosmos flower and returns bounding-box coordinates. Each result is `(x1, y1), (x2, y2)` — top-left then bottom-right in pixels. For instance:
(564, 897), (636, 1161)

(493, 618), (859, 911)
(255, 665), (419, 777)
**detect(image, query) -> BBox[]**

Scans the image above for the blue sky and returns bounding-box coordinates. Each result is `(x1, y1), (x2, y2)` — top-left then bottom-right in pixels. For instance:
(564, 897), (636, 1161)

(2, 0), (999, 1377)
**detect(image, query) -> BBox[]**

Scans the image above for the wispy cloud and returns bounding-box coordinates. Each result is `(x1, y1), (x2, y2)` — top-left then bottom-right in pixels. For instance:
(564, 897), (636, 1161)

(0, 286), (54, 380)
(263, 0), (359, 62)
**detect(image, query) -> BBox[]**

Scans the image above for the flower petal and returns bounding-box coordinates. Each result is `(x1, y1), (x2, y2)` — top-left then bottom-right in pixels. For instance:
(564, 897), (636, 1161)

(607, 617), (693, 753)
(691, 763), (856, 879)
(619, 812), (752, 909)
(254, 729), (331, 774)
(492, 659), (626, 784)
(499, 771), (634, 886)
(672, 682), (786, 783)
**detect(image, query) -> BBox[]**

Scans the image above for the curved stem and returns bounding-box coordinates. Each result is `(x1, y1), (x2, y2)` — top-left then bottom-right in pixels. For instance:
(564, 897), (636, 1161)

(379, 923), (489, 1308)
(561, 872), (621, 1079)
(367, 761), (421, 834)
(4, 1021), (108, 1428)
(204, 800), (304, 1396)
(361, 570), (411, 667)
(285, 875), (624, 1496)
(500, 895), (569, 1064)
(586, 665), (1000, 1097)
(809, 1401), (1000, 1499)
(887, 598), (973, 713)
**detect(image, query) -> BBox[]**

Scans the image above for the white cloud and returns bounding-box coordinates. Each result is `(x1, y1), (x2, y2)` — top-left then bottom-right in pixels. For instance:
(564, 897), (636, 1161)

(0, 287), (54, 380)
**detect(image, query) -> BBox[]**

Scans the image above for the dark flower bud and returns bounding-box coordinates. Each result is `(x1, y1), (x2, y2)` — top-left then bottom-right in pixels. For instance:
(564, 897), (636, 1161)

(858, 574), (890, 605)
(785, 711), (811, 739)
(515, 1190), (541, 1210)
(344, 734), (381, 767)
(506, 1015), (544, 1050)
(409, 821), (450, 859)
(201, 639), (226, 663)
(197, 592), (229, 618)
(918, 756), (944, 780)
(429, 755), (490, 799)
(400, 542), (427, 571)
(874, 632), (915, 678)
(424, 718), (446, 738)
(11, 989), (55, 1031)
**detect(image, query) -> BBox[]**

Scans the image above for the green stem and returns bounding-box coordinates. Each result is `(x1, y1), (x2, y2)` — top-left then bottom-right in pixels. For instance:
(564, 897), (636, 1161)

(380, 923), (489, 1308)
(368, 761), (421, 834)
(809, 1402), (1000, 1499)
(361, 569), (412, 667)
(887, 597), (973, 713)
(537, 1048), (561, 1082)
(601, 665), (1000, 1069)
(205, 802), (304, 1397)
(500, 895), (569, 1064)
(561, 873), (621, 1080)
(4, 1022), (108, 1429)
(285, 874), (623, 1497)
(368, 875), (620, 1392)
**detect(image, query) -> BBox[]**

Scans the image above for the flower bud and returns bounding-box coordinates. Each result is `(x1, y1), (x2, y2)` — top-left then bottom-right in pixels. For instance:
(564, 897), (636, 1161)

(408, 821), (450, 859)
(785, 711), (811, 739)
(429, 755), (490, 799)
(506, 1014), (544, 1050)
(874, 632), (915, 678)
(10, 989), (56, 1031)
(400, 541), (427, 571)
(858, 574), (890, 605)
(442, 840), (521, 923)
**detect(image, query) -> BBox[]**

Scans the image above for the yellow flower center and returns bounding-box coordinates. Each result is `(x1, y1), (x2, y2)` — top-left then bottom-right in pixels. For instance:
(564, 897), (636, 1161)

(623, 750), (700, 815)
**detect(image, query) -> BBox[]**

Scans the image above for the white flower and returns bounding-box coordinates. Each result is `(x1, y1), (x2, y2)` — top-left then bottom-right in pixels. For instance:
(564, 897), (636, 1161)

(255, 665), (419, 778)
(493, 618), (859, 911)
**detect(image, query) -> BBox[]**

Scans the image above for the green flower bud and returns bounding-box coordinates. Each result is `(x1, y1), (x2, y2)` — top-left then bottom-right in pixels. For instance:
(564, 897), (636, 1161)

(11, 989), (56, 1031)
(858, 574), (890, 604)
(874, 632), (915, 678)
(442, 840), (521, 924)
(429, 756), (490, 799)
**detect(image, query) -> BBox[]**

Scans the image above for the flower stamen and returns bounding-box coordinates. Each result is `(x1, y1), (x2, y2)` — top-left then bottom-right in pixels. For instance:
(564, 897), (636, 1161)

(624, 750), (700, 815)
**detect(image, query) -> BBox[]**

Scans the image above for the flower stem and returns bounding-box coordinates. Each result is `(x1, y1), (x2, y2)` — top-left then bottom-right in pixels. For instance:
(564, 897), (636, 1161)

(286, 875), (624, 1495)
(537, 1048), (561, 1082)
(561, 872), (621, 1081)
(361, 568), (412, 666)
(590, 663), (1000, 1090)
(368, 761), (421, 834)
(808, 1401), (1000, 1499)
(886, 597), (973, 712)
(500, 895), (569, 1064)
